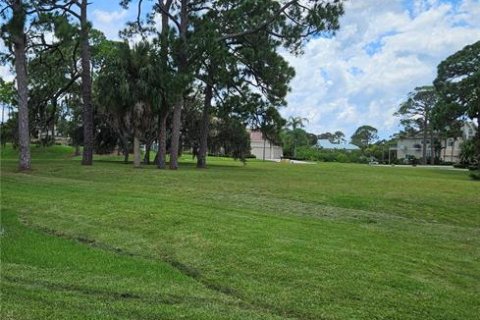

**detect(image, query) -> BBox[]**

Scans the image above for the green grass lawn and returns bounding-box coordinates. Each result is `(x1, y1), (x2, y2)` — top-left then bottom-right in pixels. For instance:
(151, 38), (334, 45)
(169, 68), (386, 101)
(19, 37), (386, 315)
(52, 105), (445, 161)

(1, 145), (479, 319)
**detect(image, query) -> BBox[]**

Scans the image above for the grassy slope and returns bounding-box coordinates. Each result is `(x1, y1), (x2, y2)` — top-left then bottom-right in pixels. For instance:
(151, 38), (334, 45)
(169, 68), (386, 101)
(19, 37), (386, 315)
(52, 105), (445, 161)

(1, 145), (479, 319)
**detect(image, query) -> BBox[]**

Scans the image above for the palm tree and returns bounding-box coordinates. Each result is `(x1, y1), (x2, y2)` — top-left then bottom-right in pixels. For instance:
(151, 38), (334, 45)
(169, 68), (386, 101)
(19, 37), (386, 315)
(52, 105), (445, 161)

(287, 116), (308, 158)
(96, 41), (157, 167)
(287, 116), (308, 130)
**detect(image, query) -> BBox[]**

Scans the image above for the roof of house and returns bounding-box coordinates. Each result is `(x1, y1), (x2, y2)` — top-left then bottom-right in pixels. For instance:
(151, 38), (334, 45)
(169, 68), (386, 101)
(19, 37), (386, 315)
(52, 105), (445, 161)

(316, 139), (359, 150)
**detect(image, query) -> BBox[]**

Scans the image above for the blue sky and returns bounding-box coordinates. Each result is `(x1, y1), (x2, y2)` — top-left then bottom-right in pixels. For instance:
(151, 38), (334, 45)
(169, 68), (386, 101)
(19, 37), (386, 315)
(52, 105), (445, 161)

(1, 0), (479, 139)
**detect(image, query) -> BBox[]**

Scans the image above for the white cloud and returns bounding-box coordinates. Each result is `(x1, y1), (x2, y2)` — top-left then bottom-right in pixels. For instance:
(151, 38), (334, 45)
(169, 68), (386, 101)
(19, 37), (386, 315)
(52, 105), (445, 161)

(281, 0), (480, 139)
(0, 37), (13, 82)
(93, 9), (128, 24)
(91, 9), (130, 39)
(0, 65), (14, 82)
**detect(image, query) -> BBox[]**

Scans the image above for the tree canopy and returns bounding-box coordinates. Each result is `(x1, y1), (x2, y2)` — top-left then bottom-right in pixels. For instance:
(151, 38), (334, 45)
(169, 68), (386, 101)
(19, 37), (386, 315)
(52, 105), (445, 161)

(350, 125), (378, 149)
(395, 86), (438, 164)
(434, 40), (480, 166)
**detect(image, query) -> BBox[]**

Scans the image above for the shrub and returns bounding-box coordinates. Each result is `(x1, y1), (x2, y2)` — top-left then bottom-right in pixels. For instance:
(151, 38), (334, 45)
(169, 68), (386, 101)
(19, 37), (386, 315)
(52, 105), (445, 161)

(295, 146), (368, 163)
(468, 169), (480, 180)
(336, 153), (349, 163)
(459, 140), (476, 165)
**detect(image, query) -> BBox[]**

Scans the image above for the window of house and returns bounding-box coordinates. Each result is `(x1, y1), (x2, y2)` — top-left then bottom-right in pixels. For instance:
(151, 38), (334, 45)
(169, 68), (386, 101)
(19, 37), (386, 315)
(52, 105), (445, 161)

(468, 129), (474, 138)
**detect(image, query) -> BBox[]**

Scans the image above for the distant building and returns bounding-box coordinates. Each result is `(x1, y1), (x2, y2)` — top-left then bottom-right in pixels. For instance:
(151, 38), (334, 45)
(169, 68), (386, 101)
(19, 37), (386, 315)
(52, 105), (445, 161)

(249, 130), (283, 160)
(395, 135), (431, 160)
(34, 127), (70, 145)
(440, 122), (476, 162)
(316, 139), (360, 151)
(394, 122), (477, 163)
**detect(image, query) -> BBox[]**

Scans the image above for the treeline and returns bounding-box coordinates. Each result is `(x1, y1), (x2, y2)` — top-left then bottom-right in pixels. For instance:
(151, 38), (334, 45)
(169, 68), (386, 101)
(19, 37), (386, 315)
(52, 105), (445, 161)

(283, 124), (395, 164)
(0, 0), (345, 170)
(296, 147), (364, 163)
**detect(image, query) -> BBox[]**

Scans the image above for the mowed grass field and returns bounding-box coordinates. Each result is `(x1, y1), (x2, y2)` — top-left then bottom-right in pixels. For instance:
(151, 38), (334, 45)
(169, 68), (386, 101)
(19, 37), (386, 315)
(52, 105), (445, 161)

(1, 145), (479, 319)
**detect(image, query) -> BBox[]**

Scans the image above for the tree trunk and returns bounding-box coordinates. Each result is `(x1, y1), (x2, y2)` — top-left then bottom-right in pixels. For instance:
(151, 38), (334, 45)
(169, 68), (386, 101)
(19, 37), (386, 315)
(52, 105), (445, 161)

(75, 144), (80, 156)
(156, 0), (172, 169)
(157, 110), (167, 169)
(143, 141), (151, 164)
(50, 98), (57, 145)
(44, 127), (49, 147)
(430, 128), (435, 165)
(169, 0), (188, 170)
(263, 138), (266, 161)
(80, 0), (93, 165)
(133, 133), (141, 167)
(120, 135), (129, 163)
(197, 83), (212, 168)
(422, 119), (427, 165)
(443, 138), (447, 161)
(451, 138), (455, 162)
(169, 97), (183, 169)
(476, 115), (480, 169)
(12, 0), (31, 171)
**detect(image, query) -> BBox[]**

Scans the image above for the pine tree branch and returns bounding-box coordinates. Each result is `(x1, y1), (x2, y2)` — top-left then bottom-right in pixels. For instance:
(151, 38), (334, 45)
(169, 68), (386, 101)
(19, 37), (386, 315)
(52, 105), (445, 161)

(218, 0), (297, 41)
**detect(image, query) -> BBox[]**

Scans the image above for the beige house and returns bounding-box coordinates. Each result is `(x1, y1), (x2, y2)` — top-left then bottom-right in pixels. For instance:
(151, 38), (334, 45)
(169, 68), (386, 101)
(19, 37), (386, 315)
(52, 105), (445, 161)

(441, 122), (476, 162)
(395, 135), (432, 160)
(249, 130), (283, 160)
(395, 122), (477, 163)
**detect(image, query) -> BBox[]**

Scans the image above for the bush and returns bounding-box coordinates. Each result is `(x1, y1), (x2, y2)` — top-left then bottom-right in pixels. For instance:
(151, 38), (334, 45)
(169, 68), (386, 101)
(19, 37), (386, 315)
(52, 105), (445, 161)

(295, 146), (366, 163)
(468, 169), (480, 180)
(460, 139), (476, 165)
(336, 153), (349, 163)
(441, 161), (454, 166)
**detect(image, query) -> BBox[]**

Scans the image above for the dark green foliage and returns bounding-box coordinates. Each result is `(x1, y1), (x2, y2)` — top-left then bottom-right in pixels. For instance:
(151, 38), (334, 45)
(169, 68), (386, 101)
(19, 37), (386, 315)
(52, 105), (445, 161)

(434, 41), (480, 120)
(350, 125), (378, 149)
(0, 115), (18, 148)
(117, 0), (345, 168)
(210, 118), (251, 163)
(318, 131), (346, 143)
(468, 169), (480, 180)
(94, 40), (159, 157)
(94, 120), (118, 155)
(281, 128), (310, 157)
(296, 146), (366, 163)
(307, 132), (318, 146)
(0, 79), (15, 106)
(281, 116), (311, 157)
(459, 139), (476, 165)
(434, 41), (480, 167)
(0, 79), (16, 147)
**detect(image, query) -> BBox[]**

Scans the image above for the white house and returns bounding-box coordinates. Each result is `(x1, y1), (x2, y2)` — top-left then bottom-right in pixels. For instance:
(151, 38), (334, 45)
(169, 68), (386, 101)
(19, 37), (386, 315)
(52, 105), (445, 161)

(394, 122), (477, 163)
(249, 130), (283, 160)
